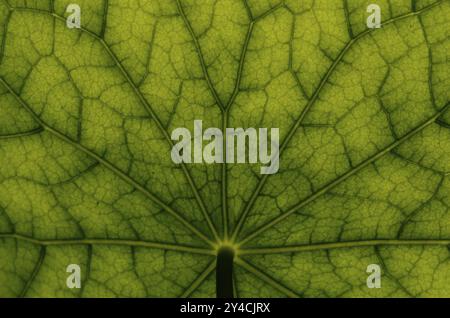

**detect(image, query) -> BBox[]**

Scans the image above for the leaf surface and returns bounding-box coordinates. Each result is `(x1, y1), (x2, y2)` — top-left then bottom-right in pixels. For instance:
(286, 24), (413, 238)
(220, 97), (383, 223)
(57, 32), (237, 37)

(0, 0), (449, 298)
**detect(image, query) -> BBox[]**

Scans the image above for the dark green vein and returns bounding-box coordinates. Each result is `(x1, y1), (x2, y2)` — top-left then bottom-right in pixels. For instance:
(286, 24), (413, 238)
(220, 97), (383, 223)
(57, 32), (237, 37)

(100, 0), (109, 39)
(396, 175), (444, 238)
(0, 127), (44, 139)
(19, 245), (46, 298)
(0, 8), (10, 66)
(79, 244), (92, 297)
(436, 119), (450, 129)
(226, 19), (254, 110)
(226, 3), (286, 109)
(374, 246), (414, 297)
(417, 8), (438, 109)
(343, 0), (354, 39)
(176, 0), (225, 111)
(253, 2), (285, 22)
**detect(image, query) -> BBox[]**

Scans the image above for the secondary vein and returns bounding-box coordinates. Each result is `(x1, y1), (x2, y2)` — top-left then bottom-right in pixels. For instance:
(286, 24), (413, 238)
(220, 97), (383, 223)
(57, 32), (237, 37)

(235, 257), (300, 298)
(19, 245), (46, 298)
(180, 260), (216, 298)
(239, 239), (450, 255)
(0, 233), (215, 255)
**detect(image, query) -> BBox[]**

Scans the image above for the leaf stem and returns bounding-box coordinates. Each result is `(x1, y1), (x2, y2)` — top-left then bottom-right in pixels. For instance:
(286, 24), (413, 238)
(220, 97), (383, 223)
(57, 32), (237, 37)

(216, 246), (235, 298)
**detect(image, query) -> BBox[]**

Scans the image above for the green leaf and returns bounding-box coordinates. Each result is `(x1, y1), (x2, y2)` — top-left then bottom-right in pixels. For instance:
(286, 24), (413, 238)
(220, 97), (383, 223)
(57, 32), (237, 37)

(0, 0), (449, 298)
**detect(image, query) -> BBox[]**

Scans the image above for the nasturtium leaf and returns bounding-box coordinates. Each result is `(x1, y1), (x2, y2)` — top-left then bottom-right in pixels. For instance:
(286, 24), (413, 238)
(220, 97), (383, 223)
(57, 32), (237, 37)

(0, 0), (450, 298)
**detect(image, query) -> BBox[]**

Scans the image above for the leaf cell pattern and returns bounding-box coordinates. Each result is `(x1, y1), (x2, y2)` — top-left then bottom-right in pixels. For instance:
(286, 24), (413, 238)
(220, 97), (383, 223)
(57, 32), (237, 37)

(0, 0), (450, 298)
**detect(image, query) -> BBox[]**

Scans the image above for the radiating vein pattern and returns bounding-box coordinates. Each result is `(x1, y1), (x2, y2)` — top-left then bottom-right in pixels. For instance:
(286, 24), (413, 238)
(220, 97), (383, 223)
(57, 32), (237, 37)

(0, 0), (449, 298)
